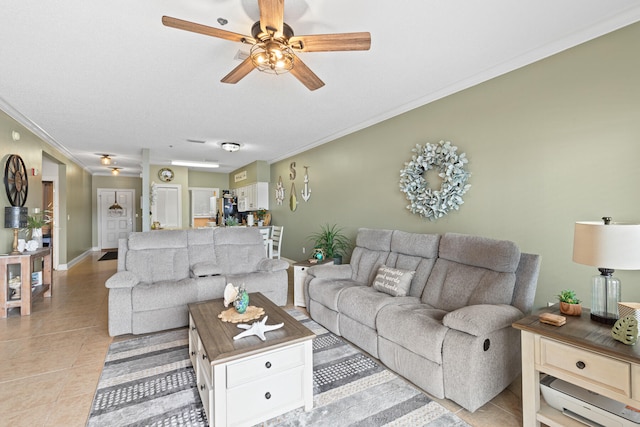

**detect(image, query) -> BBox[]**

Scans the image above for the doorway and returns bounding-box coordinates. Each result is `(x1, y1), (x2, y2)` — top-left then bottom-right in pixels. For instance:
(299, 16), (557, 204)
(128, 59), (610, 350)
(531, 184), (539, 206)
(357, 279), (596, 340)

(152, 184), (182, 229)
(97, 188), (135, 250)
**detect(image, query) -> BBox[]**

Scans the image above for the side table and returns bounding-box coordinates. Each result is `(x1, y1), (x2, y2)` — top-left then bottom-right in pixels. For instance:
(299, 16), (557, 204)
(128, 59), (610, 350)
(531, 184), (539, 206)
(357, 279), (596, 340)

(0, 247), (52, 317)
(293, 259), (334, 307)
(513, 306), (640, 427)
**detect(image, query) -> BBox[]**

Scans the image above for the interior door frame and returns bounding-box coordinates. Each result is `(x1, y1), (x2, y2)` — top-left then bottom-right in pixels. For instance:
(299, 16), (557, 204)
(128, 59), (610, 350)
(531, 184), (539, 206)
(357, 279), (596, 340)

(152, 184), (182, 228)
(97, 188), (136, 250)
(41, 174), (59, 269)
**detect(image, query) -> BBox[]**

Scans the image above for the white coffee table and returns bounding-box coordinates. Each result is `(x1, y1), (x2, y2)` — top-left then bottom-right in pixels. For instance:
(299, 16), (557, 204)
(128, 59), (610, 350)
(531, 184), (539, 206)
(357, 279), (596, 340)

(188, 293), (315, 426)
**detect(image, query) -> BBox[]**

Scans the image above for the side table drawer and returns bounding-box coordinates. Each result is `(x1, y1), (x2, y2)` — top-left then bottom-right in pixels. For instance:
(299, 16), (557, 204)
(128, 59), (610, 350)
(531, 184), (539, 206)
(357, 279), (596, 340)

(540, 337), (630, 396)
(226, 343), (305, 388)
(227, 366), (305, 426)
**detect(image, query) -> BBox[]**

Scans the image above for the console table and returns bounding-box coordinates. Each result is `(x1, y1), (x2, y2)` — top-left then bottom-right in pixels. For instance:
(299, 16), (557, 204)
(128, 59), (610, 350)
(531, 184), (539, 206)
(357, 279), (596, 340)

(513, 306), (640, 426)
(0, 247), (52, 317)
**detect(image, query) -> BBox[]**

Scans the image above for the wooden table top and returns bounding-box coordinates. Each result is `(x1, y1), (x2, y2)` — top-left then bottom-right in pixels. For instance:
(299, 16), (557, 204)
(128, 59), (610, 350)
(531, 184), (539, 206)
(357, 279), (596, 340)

(189, 292), (315, 365)
(513, 305), (640, 364)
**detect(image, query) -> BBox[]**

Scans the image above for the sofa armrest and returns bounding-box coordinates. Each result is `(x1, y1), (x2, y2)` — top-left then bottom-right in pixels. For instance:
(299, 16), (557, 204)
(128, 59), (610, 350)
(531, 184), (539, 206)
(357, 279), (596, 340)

(443, 304), (524, 336)
(308, 264), (352, 280)
(256, 258), (289, 272)
(105, 271), (140, 289)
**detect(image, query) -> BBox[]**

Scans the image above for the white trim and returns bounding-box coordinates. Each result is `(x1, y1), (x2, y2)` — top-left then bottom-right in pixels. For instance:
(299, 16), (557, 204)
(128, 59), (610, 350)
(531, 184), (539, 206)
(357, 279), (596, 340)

(57, 249), (93, 270)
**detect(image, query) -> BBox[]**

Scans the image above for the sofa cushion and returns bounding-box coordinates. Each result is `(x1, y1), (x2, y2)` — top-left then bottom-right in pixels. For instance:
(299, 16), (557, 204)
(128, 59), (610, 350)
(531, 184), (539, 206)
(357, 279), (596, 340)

(126, 247), (190, 283)
(187, 228), (217, 268)
(132, 278), (197, 311)
(308, 279), (362, 311)
(349, 228), (393, 284)
(439, 233), (520, 273)
(213, 227), (265, 274)
(387, 231), (440, 298)
(376, 303), (450, 364)
(338, 286), (420, 329)
(372, 265), (415, 297)
(421, 233), (521, 311)
(128, 229), (188, 250)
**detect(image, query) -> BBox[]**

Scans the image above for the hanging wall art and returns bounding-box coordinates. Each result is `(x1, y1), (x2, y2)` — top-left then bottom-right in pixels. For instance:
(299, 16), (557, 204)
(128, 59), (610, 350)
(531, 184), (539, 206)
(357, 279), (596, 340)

(399, 140), (471, 221)
(301, 166), (311, 202)
(275, 176), (285, 205)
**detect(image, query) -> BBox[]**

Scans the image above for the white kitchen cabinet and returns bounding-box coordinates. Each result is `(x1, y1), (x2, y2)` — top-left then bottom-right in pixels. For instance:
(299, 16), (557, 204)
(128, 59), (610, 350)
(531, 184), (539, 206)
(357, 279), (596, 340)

(237, 182), (269, 212)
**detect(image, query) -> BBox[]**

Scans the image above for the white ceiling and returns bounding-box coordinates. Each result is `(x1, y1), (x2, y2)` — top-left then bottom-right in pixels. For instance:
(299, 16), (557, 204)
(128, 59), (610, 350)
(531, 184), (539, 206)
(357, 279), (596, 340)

(2, 1), (640, 176)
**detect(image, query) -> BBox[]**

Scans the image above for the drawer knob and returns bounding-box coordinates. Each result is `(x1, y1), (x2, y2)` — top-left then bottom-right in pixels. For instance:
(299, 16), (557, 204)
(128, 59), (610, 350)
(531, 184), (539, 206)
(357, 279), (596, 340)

(191, 326), (196, 331)
(265, 361), (272, 369)
(191, 351), (196, 356)
(265, 392), (271, 400)
(202, 354), (208, 360)
(576, 361), (586, 369)
(200, 384), (205, 391)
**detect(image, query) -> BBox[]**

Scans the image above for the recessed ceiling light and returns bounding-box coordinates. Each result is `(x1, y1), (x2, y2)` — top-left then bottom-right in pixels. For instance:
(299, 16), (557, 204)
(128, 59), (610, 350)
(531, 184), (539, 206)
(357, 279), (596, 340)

(171, 160), (220, 168)
(221, 142), (241, 152)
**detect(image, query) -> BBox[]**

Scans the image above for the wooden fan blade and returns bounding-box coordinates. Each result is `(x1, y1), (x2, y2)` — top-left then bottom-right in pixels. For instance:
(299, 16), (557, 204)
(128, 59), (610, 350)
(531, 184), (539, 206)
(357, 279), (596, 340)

(290, 55), (325, 91)
(162, 16), (255, 44)
(258, 0), (284, 35)
(221, 57), (256, 84)
(289, 32), (371, 52)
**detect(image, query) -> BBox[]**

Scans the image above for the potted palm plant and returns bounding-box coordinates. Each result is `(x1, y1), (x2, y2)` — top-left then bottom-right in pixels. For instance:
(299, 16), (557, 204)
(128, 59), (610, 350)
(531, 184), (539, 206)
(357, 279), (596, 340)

(308, 224), (351, 265)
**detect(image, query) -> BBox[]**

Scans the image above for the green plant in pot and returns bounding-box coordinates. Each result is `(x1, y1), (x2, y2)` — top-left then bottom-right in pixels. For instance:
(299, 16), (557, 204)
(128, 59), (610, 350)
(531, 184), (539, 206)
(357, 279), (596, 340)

(308, 224), (351, 265)
(557, 289), (582, 316)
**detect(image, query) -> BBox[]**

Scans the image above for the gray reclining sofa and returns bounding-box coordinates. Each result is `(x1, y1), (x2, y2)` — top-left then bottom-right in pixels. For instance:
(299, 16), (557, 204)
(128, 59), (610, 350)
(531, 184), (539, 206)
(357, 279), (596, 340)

(305, 228), (541, 412)
(105, 227), (288, 336)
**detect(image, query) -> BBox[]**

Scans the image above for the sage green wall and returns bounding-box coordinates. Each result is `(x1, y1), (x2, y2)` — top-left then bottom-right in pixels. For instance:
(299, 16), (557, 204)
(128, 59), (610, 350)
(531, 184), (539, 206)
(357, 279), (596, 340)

(188, 170), (229, 189)
(229, 161), (270, 189)
(270, 22), (640, 311)
(1, 110), (92, 265)
(91, 175), (143, 247)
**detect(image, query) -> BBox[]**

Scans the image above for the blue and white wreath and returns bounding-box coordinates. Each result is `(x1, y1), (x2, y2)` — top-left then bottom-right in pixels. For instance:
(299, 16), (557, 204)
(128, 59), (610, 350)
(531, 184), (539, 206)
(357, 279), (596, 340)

(399, 140), (471, 221)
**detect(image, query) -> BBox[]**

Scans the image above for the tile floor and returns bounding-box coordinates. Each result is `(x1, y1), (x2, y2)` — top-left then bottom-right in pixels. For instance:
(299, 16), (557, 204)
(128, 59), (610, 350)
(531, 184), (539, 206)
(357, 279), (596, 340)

(0, 252), (524, 426)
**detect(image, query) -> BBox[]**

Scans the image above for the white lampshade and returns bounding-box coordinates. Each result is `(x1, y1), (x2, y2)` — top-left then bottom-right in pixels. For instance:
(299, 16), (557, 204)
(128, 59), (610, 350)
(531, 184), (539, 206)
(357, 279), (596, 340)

(573, 221), (640, 270)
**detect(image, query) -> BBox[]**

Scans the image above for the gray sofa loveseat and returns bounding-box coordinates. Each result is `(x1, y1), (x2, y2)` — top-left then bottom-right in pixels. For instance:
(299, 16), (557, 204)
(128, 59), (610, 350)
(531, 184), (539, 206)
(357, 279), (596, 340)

(105, 227), (289, 336)
(305, 228), (541, 412)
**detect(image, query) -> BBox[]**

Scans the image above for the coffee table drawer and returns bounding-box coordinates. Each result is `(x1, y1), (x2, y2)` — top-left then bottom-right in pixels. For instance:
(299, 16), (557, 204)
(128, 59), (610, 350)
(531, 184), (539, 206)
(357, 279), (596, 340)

(227, 366), (305, 426)
(540, 337), (630, 396)
(226, 343), (305, 388)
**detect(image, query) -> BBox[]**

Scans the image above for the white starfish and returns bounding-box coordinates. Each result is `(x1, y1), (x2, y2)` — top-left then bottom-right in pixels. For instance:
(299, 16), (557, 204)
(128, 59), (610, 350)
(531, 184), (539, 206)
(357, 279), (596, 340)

(233, 316), (284, 341)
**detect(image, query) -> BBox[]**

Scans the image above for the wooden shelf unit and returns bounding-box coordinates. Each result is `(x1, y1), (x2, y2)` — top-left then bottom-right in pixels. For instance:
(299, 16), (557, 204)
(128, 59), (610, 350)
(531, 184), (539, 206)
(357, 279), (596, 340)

(1, 247), (52, 317)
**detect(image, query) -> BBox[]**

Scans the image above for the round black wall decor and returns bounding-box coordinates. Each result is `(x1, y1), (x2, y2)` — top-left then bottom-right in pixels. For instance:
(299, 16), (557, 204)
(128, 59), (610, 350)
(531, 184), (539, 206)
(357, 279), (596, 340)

(4, 154), (29, 207)
(399, 140), (471, 221)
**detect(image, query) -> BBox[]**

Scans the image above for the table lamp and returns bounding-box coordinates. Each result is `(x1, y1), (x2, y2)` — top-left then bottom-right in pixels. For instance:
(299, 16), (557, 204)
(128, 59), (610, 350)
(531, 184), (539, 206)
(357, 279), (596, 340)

(573, 217), (640, 324)
(4, 206), (28, 255)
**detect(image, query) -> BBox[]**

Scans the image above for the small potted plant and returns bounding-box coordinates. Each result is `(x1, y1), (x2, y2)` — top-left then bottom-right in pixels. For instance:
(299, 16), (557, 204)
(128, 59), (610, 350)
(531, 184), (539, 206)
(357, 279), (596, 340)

(256, 208), (267, 226)
(308, 224), (351, 265)
(558, 289), (582, 316)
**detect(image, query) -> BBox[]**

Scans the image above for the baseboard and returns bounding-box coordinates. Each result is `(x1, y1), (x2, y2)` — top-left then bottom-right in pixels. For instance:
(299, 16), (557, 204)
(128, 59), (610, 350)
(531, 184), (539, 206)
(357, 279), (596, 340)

(57, 248), (93, 270)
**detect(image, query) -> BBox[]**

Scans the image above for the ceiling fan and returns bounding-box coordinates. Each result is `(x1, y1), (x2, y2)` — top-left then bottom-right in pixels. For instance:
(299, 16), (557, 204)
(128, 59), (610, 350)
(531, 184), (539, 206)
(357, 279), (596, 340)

(162, 0), (371, 91)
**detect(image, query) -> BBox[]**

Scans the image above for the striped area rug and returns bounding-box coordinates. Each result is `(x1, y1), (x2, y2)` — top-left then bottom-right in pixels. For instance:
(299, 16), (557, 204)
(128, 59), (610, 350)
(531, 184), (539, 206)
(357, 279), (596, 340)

(88, 310), (470, 426)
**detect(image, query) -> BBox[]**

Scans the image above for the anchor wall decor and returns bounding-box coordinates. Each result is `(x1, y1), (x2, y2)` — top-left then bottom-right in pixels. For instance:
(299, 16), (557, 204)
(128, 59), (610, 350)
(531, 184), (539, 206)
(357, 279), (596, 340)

(301, 166), (311, 202)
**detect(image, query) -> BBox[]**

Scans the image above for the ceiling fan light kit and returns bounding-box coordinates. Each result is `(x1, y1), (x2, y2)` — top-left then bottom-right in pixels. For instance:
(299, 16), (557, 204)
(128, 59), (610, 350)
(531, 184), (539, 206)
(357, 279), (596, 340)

(162, 0), (371, 91)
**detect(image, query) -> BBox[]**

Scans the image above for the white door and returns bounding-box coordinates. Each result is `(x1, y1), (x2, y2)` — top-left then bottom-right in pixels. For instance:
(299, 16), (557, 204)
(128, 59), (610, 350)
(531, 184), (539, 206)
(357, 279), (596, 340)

(98, 189), (135, 250)
(152, 184), (182, 228)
